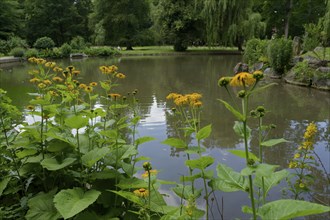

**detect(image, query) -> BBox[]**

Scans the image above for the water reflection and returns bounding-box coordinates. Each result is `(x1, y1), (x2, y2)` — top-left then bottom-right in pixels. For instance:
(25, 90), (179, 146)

(0, 55), (329, 219)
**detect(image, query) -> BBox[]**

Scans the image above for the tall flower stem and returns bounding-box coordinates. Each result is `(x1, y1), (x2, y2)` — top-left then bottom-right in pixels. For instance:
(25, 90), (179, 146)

(242, 96), (257, 220)
(258, 117), (266, 204)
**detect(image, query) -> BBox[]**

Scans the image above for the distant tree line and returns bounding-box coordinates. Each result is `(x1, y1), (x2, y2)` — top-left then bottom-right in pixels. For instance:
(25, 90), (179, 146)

(0, 0), (329, 51)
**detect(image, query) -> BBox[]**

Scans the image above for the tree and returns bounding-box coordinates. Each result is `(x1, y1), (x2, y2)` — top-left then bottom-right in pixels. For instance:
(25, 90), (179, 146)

(157, 0), (205, 51)
(92, 0), (152, 50)
(254, 0), (327, 39)
(0, 0), (22, 40)
(24, 0), (92, 45)
(197, 0), (265, 50)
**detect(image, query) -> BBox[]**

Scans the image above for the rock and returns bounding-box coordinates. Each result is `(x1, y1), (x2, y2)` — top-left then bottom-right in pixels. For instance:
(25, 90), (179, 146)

(316, 66), (330, 73)
(292, 36), (302, 56)
(292, 56), (303, 64)
(233, 62), (249, 74)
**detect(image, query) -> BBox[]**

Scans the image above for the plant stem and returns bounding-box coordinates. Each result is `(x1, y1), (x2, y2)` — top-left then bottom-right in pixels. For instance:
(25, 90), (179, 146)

(258, 117), (266, 204)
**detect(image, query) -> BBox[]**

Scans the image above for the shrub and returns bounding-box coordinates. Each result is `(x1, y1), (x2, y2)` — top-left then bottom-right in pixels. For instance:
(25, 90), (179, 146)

(9, 47), (25, 57)
(291, 61), (314, 83)
(7, 36), (28, 50)
(303, 23), (321, 52)
(59, 43), (72, 57)
(70, 36), (87, 51)
(0, 40), (9, 54)
(267, 37), (293, 75)
(24, 48), (39, 58)
(243, 38), (268, 66)
(83, 47), (117, 57)
(33, 37), (55, 50)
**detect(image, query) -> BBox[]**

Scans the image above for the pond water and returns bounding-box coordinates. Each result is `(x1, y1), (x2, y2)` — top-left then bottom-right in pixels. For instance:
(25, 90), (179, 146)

(0, 55), (329, 219)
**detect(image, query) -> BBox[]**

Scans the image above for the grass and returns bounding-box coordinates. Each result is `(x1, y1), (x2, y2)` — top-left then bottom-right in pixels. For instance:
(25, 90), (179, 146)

(117, 45), (240, 56)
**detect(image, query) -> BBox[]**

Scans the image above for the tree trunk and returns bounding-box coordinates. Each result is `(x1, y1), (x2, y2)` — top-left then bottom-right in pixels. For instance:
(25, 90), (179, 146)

(284, 0), (293, 39)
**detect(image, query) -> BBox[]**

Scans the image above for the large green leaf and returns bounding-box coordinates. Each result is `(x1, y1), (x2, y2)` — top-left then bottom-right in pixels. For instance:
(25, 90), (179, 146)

(162, 138), (187, 149)
(261, 138), (290, 147)
(116, 178), (148, 190)
(185, 156), (214, 170)
(25, 190), (61, 220)
(213, 163), (248, 192)
(65, 115), (89, 129)
(228, 149), (259, 162)
(0, 177), (11, 197)
(233, 121), (251, 139)
(241, 164), (278, 177)
(41, 158), (76, 171)
(109, 190), (143, 206)
(172, 184), (202, 200)
(136, 136), (156, 146)
(254, 169), (289, 196)
(257, 199), (330, 219)
(196, 124), (212, 141)
(218, 99), (244, 121)
(81, 147), (110, 168)
(54, 188), (101, 219)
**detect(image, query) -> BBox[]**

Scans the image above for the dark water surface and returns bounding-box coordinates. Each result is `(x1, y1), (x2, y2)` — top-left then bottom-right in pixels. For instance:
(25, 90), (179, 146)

(1, 55), (329, 219)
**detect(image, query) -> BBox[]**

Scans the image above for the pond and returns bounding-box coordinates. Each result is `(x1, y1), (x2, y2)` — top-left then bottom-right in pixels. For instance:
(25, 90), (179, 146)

(0, 55), (329, 219)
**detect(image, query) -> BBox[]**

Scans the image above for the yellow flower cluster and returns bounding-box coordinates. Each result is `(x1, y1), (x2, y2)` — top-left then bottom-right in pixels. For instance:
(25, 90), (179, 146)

(230, 72), (256, 87)
(133, 188), (149, 198)
(141, 169), (158, 178)
(108, 93), (121, 99)
(99, 65), (118, 74)
(303, 122), (317, 139)
(28, 57), (46, 64)
(166, 92), (203, 107)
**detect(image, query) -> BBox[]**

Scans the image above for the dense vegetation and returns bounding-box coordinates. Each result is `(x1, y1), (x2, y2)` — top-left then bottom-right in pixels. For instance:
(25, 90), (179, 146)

(0, 0), (329, 53)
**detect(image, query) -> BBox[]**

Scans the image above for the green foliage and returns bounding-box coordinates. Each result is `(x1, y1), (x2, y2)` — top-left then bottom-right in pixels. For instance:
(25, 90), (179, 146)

(0, 0), (22, 40)
(83, 47), (118, 57)
(267, 37), (293, 75)
(303, 23), (322, 52)
(291, 60), (315, 83)
(243, 38), (268, 65)
(70, 36), (87, 51)
(59, 43), (72, 57)
(24, 48), (39, 58)
(9, 47), (25, 57)
(54, 188), (101, 219)
(33, 37), (55, 50)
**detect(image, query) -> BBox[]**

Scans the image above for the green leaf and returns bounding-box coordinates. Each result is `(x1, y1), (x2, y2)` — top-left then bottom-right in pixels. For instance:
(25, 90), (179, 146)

(100, 81), (110, 91)
(172, 184), (202, 200)
(133, 156), (151, 162)
(184, 146), (206, 155)
(109, 190), (143, 206)
(218, 99), (244, 121)
(116, 178), (148, 190)
(65, 115), (89, 129)
(162, 138), (187, 149)
(196, 124), (212, 141)
(82, 147), (110, 168)
(0, 177), (11, 197)
(228, 149), (259, 162)
(136, 136), (156, 146)
(261, 138), (290, 147)
(185, 156), (214, 170)
(25, 189), (61, 220)
(233, 121), (251, 139)
(54, 188), (101, 219)
(16, 149), (38, 158)
(120, 145), (138, 159)
(254, 169), (289, 196)
(241, 164), (278, 177)
(257, 199), (330, 220)
(248, 83), (277, 96)
(214, 163), (248, 192)
(41, 158), (76, 171)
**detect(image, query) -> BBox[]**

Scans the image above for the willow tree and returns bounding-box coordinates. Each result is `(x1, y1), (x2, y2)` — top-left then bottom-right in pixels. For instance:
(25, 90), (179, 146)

(197, 0), (265, 50)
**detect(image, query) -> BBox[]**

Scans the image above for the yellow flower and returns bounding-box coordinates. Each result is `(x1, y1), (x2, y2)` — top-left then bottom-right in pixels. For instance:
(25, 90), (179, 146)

(45, 62), (56, 68)
(187, 93), (202, 102)
(66, 66), (75, 72)
(79, 83), (87, 89)
(36, 58), (46, 64)
(288, 161), (297, 168)
(84, 86), (93, 93)
(230, 72), (256, 87)
(141, 169), (158, 178)
(192, 101), (203, 107)
(49, 90), (58, 96)
(53, 67), (63, 72)
(108, 93), (121, 99)
(30, 78), (40, 83)
(294, 153), (300, 159)
(38, 83), (46, 89)
(52, 76), (63, 83)
(116, 73), (126, 79)
(89, 82), (98, 87)
(26, 105), (35, 111)
(166, 93), (181, 100)
(108, 65), (118, 73)
(72, 70), (81, 76)
(304, 122), (317, 140)
(43, 79), (52, 85)
(299, 183), (305, 188)
(67, 84), (75, 90)
(99, 66), (108, 74)
(252, 70), (264, 80)
(174, 95), (189, 106)
(28, 57), (37, 63)
(133, 188), (149, 198)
